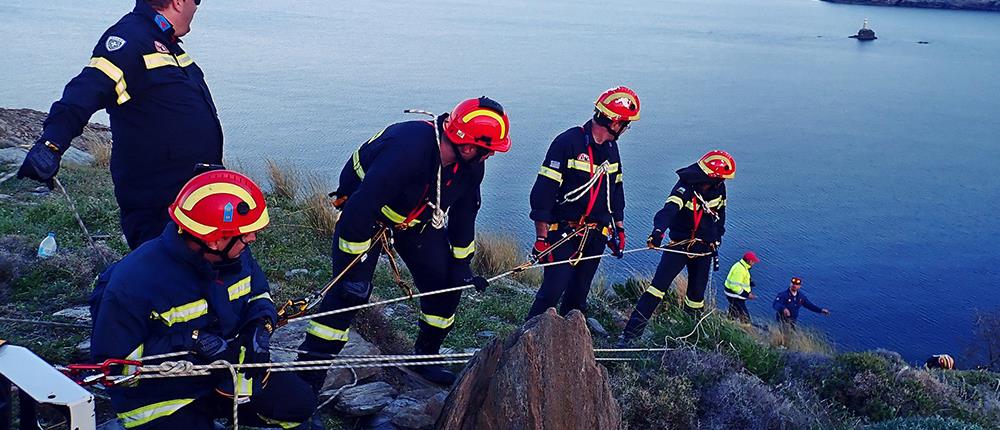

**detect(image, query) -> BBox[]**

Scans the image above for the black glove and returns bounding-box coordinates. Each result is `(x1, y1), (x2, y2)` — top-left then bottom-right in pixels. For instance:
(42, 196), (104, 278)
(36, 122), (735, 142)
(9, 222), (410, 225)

(192, 330), (229, 359)
(647, 229), (664, 249)
(607, 227), (625, 259)
(240, 319), (273, 365)
(16, 141), (61, 189)
(466, 276), (489, 293)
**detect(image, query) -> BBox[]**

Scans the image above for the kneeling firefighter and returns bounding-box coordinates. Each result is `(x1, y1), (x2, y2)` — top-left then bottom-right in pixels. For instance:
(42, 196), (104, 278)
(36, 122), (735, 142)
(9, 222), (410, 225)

(90, 169), (317, 430)
(524, 86), (639, 320)
(617, 150), (735, 346)
(297, 97), (511, 387)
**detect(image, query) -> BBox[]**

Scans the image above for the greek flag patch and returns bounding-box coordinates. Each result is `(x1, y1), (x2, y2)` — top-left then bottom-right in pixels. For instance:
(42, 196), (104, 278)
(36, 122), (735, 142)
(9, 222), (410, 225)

(549, 160), (561, 169)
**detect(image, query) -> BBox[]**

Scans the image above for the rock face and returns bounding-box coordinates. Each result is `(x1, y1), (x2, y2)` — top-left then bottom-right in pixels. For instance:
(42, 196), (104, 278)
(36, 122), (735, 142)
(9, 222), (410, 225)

(334, 381), (399, 416)
(436, 309), (621, 430)
(0, 107), (111, 151)
(820, 0), (1000, 11)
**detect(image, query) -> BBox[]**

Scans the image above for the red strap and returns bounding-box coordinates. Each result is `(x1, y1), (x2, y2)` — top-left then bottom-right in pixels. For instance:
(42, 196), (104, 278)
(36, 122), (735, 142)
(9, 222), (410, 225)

(581, 145), (603, 220)
(691, 197), (703, 240)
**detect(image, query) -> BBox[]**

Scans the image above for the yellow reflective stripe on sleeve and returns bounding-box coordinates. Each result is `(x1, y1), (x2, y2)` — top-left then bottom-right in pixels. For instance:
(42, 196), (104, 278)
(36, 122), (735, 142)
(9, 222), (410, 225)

(143, 53), (194, 69)
(227, 276), (252, 301)
(257, 414), (301, 429)
(352, 149), (365, 179)
(249, 292), (272, 302)
(707, 196), (725, 209)
(684, 297), (705, 309)
(451, 241), (475, 259)
(306, 321), (349, 341)
(118, 398), (195, 428)
(666, 195), (684, 208)
(381, 205), (421, 227)
(87, 57), (130, 105)
(538, 166), (563, 183)
(175, 52), (193, 67)
(153, 299), (208, 327)
(123, 344), (143, 376)
(338, 237), (372, 254)
(645, 285), (666, 299)
(606, 163), (620, 174)
(420, 312), (455, 329)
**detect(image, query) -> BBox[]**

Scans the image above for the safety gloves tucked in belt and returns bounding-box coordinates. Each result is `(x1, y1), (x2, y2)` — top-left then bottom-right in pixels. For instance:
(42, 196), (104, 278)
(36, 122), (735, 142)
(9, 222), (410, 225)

(531, 236), (552, 262)
(16, 140), (62, 189)
(607, 227), (626, 259)
(192, 330), (230, 359)
(647, 229), (665, 249)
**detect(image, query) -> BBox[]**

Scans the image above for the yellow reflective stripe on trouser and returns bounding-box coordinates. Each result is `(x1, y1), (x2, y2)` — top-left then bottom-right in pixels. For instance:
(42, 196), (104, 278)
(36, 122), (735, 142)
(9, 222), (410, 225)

(420, 313), (455, 329)
(306, 321), (349, 342)
(87, 57), (130, 105)
(666, 195), (684, 208)
(684, 296), (705, 309)
(153, 299), (208, 326)
(257, 414), (301, 429)
(123, 344), (143, 376)
(227, 276), (252, 301)
(538, 166), (563, 183)
(451, 241), (475, 259)
(249, 292), (272, 302)
(352, 149), (365, 179)
(645, 285), (666, 299)
(338, 237), (372, 254)
(118, 398), (195, 428)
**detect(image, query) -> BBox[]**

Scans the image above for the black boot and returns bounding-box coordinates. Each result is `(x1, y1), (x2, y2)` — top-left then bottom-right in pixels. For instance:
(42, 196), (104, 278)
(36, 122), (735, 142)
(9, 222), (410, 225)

(409, 364), (457, 386)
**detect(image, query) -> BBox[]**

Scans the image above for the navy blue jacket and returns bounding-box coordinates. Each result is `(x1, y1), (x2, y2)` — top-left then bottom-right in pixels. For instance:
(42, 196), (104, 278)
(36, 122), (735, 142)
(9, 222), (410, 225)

(332, 117), (482, 273)
(772, 289), (823, 320)
(91, 223), (275, 420)
(529, 121), (625, 225)
(40, 0), (222, 212)
(651, 163), (727, 243)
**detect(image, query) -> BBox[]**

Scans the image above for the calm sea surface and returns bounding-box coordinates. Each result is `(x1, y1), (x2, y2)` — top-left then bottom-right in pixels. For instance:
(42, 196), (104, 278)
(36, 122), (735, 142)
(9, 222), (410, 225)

(2, 0), (999, 363)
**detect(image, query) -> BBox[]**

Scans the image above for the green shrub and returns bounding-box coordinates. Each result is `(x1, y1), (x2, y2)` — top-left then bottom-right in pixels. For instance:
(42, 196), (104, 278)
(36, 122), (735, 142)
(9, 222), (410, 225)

(610, 364), (698, 430)
(864, 416), (985, 430)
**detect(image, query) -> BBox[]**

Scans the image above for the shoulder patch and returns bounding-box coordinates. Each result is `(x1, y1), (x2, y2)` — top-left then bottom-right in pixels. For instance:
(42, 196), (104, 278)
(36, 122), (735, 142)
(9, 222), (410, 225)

(548, 160), (561, 169)
(676, 186), (686, 194)
(576, 153), (590, 162)
(154, 40), (169, 54)
(105, 36), (126, 52)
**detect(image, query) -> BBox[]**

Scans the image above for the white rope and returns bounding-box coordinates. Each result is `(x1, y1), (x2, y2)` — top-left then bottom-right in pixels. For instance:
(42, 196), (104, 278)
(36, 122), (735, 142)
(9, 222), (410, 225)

(560, 161), (610, 204)
(651, 246), (713, 257)
(288, 247), (654, 323)
(402, 108), (446, 229)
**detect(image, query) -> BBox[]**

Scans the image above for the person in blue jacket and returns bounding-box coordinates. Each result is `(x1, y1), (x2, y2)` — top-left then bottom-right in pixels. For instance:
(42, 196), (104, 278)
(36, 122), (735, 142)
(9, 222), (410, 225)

(773, 277), (830, 328)
(297, 97), (511, 387)
(17, 0), (223, 250)
(524, 86), (640, 321)
(617, 150), (735, 347)
(90, 170), (316, 430)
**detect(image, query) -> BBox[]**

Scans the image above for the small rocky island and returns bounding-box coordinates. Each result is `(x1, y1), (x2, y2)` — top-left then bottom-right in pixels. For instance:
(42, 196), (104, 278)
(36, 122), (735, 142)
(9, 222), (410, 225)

(849, 19), (877, 40)
(822, 0), (1000, 11)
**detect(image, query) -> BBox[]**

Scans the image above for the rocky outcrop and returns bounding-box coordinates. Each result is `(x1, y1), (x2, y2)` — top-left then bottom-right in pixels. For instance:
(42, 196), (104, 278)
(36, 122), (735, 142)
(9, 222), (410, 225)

(821, 0), (1000, 11)
(436, 309), (621, 430)
(0, 107), (111, 151)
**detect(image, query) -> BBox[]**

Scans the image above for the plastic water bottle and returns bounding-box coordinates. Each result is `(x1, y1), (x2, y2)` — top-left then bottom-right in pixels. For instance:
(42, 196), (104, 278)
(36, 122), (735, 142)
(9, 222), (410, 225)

(37, 232), (57, 258)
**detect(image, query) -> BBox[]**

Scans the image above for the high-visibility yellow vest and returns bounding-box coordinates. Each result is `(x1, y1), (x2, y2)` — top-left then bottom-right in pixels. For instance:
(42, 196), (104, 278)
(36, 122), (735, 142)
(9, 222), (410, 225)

(724, 259), (752, 299)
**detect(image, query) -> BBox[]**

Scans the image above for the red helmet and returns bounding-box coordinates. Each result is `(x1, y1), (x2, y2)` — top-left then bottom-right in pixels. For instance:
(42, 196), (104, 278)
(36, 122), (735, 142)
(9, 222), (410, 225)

(443, 97), (511, 153)
(743, 251), (759, 264)
(169, 170), (270, 242)
(937, 354), (955, 370)
(698, 150), (736, 179)
(595, 86), (641, 122)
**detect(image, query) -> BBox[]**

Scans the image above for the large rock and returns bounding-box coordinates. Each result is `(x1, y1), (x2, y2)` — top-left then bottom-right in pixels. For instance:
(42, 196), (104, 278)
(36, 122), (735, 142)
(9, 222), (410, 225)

(333, 381), (398, 417)
(0, 107), (111, 151)
(270, 320), (382, 389)
(437, 309), (620, 430)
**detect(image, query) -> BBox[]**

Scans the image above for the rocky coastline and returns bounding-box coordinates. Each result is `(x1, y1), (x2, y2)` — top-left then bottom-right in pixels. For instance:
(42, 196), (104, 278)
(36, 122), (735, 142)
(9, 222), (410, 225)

(821, 0), (1000, 11)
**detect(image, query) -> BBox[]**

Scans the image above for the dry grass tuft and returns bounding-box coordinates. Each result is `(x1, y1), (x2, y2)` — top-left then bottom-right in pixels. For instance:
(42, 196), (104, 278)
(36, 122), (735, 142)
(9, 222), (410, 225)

(302, 175), (338, 236)
(767, 324), (835, 354)
(472, 232), (542, 286)
(266, 159), (300, 201)
(90, 141), (112, 169)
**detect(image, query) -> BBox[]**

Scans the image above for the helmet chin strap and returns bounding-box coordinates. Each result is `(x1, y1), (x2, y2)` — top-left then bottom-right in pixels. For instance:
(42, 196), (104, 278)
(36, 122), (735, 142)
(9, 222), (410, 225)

(182, 231), (244, 263)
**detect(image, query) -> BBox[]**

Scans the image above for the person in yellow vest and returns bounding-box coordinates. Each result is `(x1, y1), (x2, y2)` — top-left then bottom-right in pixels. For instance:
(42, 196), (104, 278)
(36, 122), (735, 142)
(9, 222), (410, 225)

(724, 251), (758, 323)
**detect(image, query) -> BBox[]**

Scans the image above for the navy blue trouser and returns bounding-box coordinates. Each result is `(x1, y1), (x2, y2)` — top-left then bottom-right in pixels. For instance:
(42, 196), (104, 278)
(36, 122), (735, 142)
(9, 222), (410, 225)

(621, 248), (713, 341)
(134, 372), (316, 430)
(525, 225), (607, 320)
(727, 297), (751, 323)
(120, 206), (171, 250)
(300, 225), (463, 358)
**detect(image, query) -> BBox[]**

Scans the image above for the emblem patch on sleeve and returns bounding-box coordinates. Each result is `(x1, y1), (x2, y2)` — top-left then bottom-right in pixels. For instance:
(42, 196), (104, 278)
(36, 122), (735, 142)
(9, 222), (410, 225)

(105, 36), (126, 52)
(548, 160), (561, 169)
(154, 40), (169, 54)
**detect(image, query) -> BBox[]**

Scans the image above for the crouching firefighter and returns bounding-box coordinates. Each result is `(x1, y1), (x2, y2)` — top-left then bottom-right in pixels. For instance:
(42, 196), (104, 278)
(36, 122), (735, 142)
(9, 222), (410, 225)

(524, 86), (639, 320)
(617, 150), (735, 347)
(297, 97), (511, 387)
(89, 169), (317, 430)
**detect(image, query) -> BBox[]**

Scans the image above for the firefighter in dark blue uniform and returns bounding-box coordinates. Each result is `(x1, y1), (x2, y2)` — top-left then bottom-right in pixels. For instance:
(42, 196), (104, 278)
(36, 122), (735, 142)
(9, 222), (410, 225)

(524, 86), (640, 320)
(773, 277), (830, 328)
(618, 150), (736, 346)
(17, 0), (223, 250)
(297, 97), (511, 387)
(90, 170), (316, 429)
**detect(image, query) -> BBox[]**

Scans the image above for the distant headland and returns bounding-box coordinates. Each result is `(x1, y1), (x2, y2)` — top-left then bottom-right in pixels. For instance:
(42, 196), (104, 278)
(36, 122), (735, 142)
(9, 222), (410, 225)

(821, 0), (1000, 11)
